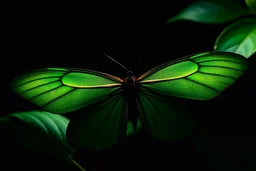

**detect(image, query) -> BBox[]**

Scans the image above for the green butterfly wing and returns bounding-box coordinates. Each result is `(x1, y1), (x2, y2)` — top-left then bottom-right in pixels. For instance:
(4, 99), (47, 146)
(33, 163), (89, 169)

(10, 67), (123, 114)
(66, 95), (141, 151)
(11, 67), (142, 150)
(137, 90), (195, 141)
(66, 90), (128, 151)
(138, 51), (248, 141)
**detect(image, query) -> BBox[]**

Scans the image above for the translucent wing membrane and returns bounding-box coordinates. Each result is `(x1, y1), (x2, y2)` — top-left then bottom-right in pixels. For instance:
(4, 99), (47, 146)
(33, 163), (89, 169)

(138, 90), (195, 141)
(11, 67), (123, 114)
(139, 51), (248, 100)
(66, 91), (128, 151)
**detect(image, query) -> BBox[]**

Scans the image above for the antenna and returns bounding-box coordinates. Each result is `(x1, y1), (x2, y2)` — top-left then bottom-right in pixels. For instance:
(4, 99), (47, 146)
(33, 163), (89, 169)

(100, 48), (128, 71)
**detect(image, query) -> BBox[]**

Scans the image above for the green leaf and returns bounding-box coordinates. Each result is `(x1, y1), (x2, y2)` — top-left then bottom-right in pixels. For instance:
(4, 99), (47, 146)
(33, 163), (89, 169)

(214, 18), (256, 58)
(8, 110), (74, 157)
(246, 0), (256, 13)
(167, 0), (248, 24)
(5, 110), (85, 171)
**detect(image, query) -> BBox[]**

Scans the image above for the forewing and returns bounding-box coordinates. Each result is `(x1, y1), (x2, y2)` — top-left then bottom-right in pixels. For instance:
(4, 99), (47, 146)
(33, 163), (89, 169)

(138, 51), (248, 100)
(10, 67), (123, 114)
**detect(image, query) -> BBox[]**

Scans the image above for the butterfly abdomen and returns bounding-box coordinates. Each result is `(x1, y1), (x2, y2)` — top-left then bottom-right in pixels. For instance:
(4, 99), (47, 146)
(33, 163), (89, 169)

(123, 74), (140, 132)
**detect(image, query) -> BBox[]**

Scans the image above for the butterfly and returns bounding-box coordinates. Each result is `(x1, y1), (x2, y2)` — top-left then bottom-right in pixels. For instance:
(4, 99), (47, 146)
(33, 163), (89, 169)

(10, 51), (248, 151)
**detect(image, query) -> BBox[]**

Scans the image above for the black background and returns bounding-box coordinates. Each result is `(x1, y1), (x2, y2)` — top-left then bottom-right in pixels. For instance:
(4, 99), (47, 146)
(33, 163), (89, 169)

(2, 0), (256, 170)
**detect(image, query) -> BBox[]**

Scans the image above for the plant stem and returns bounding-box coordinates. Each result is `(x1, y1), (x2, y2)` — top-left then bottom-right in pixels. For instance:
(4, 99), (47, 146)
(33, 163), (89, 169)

(70, 159), (86, 171)
(66, 156), (86, 171)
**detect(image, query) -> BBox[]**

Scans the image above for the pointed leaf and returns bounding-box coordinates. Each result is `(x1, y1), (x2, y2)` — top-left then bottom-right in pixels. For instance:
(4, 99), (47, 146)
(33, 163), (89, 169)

(246, 0), (256, 13)
(6, 110), (75, 159)
(214, 18), (256, 58)
(167, 0), (248, 24)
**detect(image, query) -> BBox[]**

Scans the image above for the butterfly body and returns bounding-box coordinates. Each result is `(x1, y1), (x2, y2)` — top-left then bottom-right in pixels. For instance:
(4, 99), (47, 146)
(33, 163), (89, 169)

(10, 51), (248, 150)
(122, 71), (140, 132)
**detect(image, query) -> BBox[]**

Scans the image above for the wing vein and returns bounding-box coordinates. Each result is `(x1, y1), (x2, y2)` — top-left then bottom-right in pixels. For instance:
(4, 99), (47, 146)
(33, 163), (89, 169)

(29, 85), (64, 100)
(199, 65), (245, 71)
(194, 59), (247, 65)
(92, 93), (123, 149)
(197, 71), (237, 79)
(42, 88), (76, 108)
(184, 78), (220, 93)
(12, 76), (62, 88)
(20, 80), (61, 94)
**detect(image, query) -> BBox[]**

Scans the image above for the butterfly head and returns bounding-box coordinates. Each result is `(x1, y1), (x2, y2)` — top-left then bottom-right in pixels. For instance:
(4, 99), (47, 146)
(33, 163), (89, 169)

(126, 70), (134, 76)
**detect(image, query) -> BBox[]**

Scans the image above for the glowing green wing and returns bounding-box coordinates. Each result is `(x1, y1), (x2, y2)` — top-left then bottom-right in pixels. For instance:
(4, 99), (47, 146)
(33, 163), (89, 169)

(11, 67), (141, 150)
(10, 67), (123, 114)
(139, 51), (248, 100)
(137, 51), (248, 141)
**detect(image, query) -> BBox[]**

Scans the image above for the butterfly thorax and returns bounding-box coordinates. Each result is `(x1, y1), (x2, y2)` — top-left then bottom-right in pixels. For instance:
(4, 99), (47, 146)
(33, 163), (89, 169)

(123, 76), (138, 89)
(123, 71), (139, 132)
